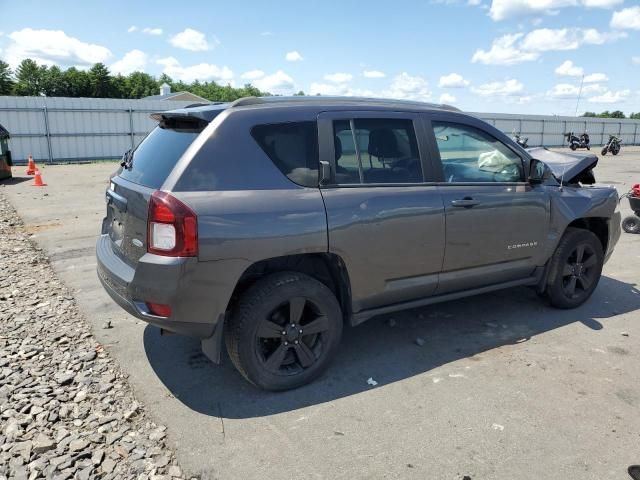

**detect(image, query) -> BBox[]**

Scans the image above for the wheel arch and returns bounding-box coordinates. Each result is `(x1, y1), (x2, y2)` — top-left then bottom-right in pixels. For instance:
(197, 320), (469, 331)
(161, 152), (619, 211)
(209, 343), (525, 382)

(225, 253), (353, 323)
(565, 217), (609, 253)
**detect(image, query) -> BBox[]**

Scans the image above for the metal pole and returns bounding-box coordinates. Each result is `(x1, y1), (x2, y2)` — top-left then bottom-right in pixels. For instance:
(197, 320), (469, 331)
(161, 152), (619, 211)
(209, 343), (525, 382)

(129, 108), (135, 150)
(635, 123), (638, 146)
(540, 119), (545, 147)
(575, 75), (585, 117)
(42, 106), (53, 163)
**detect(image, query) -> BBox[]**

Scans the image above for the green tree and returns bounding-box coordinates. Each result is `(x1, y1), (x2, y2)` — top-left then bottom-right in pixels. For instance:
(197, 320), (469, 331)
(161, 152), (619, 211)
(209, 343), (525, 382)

(89, 63), (113, 97)
(41, 65), (67, 96)
(582, 112), (597, 117)
(63, 67), (91, 97)
(294, 90), (305, 96)
(125, 72), (158, 98)
(630, 112), (640, 120)
(13, 59), (45, 96)
(608, 110), (625, 119)
(0, 60), (14, 95)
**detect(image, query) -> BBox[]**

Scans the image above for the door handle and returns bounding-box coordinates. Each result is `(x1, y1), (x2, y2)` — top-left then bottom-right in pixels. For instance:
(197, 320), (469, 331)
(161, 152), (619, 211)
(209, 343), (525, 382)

(451, 198), (480, 208)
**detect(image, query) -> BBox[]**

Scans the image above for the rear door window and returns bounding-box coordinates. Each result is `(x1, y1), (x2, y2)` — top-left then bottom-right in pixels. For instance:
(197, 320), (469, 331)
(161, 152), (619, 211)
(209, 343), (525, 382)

(252, 122), (319, 187)
(333, 118), (422, 184)
(119, 126), (201, 189)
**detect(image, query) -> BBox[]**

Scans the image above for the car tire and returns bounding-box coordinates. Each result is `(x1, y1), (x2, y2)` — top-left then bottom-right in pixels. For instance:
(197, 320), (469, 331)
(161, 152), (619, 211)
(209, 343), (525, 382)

(225, 271), (343, 391)
(622, 216), (640, 234)
(546, 227), (604, 309)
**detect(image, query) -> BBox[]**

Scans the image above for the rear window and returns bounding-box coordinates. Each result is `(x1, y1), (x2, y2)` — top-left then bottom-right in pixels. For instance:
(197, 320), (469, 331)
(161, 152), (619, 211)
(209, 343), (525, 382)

(118, 126), (200, 188)
(251, 122), (319, 187)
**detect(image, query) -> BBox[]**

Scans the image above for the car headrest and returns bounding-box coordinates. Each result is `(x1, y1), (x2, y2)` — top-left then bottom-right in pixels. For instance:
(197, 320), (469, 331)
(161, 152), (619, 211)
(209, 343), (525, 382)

(368, 128), (401, 158)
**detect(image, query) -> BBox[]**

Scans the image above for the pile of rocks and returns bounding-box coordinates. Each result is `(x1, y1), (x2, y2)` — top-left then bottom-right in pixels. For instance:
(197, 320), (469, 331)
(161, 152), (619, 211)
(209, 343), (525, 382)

(0, 192), (188, 479)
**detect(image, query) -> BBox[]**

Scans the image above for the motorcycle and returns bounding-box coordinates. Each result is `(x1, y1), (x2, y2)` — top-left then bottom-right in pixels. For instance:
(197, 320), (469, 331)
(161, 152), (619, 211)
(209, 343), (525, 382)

(512, 129), (529, 148)
(601, 134), (621, 156)
(565, 132), (590, 151)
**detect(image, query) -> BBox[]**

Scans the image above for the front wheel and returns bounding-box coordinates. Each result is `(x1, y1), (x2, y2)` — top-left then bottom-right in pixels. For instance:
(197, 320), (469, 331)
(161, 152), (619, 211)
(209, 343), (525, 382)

(622, 216), (640, 234)
(225, 272), (343, 391)
(601, 147), (608, 156)
(586, 145), (590, 150)
(545, 228), (604, 309)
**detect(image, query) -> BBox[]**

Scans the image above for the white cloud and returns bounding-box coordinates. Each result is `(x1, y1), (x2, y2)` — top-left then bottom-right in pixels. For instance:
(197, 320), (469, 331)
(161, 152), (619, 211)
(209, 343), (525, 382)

(4, 28), (112, 68)
(324, 72), (353, 83)
(142, 27), (163, 36)
(555, 60), (584, 76)
(472, 33), (539, 65)
(260, 31), (273, 36)
(310, 82), (350, 96)
(439, 93), (457, 104)
(472, 79), (524, 96)
(587, 89), (630, 103)
(468, 0), (482, 5)
(363, 70), (386, 78)
(127, 26), (138, 33)
(547, 82), (606, 98)
(253, 70), (296, 94)
(169, 28), (211, 51)
(584, 72), (608, 83)
(285, 50), (304, 62)
(489, 0), (623, 21)
(110, 49), (148, 75)
(439, 73), (470, 88)
(633, 56), (640, 65)
(240, 69), (265, 80)
(384, 72), (432, 101)
(156, 57), (233, 83)
(610, 6), (640, 30)
(473, 28), (625, 65)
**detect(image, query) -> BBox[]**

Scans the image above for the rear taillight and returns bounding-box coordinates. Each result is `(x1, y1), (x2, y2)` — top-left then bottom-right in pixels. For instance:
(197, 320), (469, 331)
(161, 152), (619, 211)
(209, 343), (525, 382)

(147, 191), (198, 257)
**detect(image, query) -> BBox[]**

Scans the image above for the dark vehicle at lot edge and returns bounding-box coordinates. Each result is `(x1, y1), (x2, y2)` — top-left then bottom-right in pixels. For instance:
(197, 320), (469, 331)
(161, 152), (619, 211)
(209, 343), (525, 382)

(96, 96), (621, 391)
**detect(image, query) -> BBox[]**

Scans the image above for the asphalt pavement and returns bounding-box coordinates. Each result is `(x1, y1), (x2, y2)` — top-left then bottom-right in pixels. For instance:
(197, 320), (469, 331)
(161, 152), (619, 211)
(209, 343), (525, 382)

(3, 147), (640, 480)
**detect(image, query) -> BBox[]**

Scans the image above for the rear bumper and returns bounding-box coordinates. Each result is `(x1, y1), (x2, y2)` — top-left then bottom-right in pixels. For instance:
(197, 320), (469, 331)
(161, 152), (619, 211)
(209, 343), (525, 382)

(96, 234), (219, 339)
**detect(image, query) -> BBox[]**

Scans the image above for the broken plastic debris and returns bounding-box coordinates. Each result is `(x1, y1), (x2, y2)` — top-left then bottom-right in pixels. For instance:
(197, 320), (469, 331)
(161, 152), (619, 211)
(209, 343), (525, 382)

(367, 377), (378, 386)
(492, 423), (505, 431)
(621, 332), (630, 337)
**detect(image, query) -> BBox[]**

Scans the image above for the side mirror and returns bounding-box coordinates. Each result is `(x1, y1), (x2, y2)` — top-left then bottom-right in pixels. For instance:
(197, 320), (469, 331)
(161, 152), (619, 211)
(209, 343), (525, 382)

(319, 160), (331, 186)
(120, 149), (132, 168)
(528, 158), (547, 185)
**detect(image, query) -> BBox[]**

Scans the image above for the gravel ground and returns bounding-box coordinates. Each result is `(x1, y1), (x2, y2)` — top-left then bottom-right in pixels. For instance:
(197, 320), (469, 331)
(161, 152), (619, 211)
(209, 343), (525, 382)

(0, 192), (188, 480)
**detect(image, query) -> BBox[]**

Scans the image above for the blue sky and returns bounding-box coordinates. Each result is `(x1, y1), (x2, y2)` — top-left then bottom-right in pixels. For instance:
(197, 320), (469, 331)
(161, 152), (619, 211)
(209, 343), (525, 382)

(1, 0), (639, 115)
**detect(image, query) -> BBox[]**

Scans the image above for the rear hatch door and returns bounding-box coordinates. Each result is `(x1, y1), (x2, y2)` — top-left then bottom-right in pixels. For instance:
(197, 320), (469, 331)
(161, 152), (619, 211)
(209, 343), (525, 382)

(104, 114), (208, 267)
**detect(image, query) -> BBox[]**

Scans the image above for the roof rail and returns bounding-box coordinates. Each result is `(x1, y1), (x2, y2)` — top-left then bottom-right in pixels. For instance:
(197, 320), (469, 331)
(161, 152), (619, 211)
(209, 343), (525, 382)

(229, 97), (266, 107)
(228, 95), (462, 112)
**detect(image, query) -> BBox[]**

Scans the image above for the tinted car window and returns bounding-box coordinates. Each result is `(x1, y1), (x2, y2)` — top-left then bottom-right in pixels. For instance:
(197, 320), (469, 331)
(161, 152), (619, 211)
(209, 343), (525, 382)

(432, 122), (523, 183)
(252, 122), (319, 187)
(333, 118), (422, 184)
(118, 126), (200, 189)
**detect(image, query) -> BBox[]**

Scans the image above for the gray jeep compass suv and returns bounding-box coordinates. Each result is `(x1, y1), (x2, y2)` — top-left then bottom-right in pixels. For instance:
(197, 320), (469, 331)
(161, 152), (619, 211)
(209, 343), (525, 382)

(97, 96), (621, 391)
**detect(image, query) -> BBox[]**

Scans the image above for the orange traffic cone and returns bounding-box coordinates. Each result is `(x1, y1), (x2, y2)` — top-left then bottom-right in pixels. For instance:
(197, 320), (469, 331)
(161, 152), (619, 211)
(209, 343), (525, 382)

(32, 169), (47, 187)
(25, 155), (36, 175)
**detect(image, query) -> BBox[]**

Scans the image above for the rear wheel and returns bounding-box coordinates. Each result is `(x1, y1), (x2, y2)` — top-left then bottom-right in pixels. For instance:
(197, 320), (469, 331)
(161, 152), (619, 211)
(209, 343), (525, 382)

(546, 228), (604, 309)
(612, 146), (619, 155)
(570, 143), (577, 151)
(225, 272), (343, 391)
(622, 216), (640, 234)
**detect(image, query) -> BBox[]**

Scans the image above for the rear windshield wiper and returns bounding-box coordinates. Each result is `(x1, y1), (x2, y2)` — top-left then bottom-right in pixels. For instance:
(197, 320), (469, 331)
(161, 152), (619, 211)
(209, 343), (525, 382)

(120, 149), (134, 169)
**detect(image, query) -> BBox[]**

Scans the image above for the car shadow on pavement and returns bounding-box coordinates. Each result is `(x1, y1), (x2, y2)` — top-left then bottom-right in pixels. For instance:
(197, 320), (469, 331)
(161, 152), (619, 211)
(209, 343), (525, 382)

(0, 176), (32, 185)
(143, 275), (640, 419)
